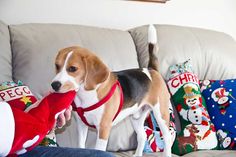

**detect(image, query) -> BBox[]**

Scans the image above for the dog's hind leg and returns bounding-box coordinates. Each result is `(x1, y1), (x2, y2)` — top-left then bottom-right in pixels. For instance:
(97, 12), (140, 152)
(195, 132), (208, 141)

(151, 103), (172, 157)
(131, 105), (150, 157)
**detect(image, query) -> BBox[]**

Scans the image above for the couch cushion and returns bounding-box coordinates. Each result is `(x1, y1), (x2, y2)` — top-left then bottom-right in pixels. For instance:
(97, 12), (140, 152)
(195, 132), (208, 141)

(9, 23), (139, 151)
(129, 25), (236, 80)
(10, 23), (139, 98)
(114, 150), (180, 157)
(0, 21), (12, 82)
(129, 25), (236, 143)
(182, 150), (236, 157)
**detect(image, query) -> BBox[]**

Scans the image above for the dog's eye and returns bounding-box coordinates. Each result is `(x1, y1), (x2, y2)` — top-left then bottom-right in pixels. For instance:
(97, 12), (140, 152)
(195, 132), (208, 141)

(68, 66), (78, 72)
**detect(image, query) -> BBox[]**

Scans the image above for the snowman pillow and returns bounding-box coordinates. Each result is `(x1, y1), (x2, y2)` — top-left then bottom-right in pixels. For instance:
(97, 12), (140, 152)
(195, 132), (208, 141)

(201, 79), (236, 150)
(167, 60), (218, 155)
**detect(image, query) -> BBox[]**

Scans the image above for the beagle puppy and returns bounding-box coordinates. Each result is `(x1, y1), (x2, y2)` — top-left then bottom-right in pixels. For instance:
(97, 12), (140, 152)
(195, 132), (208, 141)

(51, 25), (172, 157)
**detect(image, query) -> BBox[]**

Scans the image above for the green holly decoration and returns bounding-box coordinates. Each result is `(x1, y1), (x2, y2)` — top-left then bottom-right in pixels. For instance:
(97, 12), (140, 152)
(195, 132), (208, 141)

(39, 137), (58, 147)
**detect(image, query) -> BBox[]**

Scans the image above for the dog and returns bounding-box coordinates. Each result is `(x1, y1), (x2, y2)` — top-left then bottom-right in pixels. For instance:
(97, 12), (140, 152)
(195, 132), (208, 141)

(51, 25), (172, 157)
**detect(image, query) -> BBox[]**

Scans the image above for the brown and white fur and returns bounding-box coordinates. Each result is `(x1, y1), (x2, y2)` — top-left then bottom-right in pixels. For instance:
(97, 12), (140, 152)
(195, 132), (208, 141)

(51, 25), (172, 157)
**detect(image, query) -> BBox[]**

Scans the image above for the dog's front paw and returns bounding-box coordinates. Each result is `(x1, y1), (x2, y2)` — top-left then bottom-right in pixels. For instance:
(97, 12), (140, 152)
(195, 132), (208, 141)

(94, 139), (108, 151)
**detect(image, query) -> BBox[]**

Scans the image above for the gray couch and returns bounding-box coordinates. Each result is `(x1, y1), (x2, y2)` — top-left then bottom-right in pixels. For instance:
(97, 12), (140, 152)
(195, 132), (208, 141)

(1, 20), (236, 157)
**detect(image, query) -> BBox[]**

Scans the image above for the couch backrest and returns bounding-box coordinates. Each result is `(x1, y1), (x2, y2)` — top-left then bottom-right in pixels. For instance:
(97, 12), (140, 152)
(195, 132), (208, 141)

(9, 23), (139, 99)
(130, 24), (236, 132)
(130, 24), (236, 80)
(0, 21), (12, 82)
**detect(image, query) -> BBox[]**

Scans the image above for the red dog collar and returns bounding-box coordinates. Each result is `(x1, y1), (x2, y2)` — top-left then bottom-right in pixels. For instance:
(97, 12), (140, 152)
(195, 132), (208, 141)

(72, 80), (124, 128)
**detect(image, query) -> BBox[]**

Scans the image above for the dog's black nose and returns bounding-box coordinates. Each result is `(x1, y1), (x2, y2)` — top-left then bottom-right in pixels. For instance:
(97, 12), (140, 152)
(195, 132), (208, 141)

(51, 81), (62, 92)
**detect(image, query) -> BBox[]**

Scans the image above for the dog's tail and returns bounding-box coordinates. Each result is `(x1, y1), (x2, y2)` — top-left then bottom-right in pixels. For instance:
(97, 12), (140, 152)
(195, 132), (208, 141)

(148, 24), (159, 71)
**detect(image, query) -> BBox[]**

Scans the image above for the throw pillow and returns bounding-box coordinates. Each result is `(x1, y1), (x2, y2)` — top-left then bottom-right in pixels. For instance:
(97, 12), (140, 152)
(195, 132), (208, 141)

(201, 79), (236, 149)
(167, 60), (218, 155)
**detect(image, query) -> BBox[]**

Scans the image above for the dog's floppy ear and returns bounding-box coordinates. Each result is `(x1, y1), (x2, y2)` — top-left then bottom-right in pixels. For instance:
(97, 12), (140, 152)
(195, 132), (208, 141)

(83, 55), (109, 90)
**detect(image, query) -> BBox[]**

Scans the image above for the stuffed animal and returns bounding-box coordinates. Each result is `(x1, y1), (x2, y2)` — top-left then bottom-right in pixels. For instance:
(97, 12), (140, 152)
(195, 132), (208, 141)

(0, 86), (76, 156)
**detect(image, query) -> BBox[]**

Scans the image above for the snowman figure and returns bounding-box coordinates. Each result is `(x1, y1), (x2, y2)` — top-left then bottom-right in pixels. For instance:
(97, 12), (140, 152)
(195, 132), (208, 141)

(177, 84), (210, 125)
(211, 88), (230, 115)
(217, 129), (231, 149)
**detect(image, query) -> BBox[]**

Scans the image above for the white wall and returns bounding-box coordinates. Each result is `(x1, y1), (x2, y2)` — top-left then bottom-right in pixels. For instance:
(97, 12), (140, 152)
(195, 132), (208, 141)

(0, 0), (236, 39)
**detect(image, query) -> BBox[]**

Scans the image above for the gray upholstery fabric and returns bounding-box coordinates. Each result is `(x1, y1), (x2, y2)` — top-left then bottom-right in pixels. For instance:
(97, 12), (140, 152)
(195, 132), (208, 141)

(129, 24), (236, 80)
(0, 21), (12, 82)
(9, 23), (139, 151)
(182, 150), (236, 157)
(114, 151), (180, 157)
(128, 27), (149, 69)
(113, 150), (236, 157)
(10, 23), (139, 98)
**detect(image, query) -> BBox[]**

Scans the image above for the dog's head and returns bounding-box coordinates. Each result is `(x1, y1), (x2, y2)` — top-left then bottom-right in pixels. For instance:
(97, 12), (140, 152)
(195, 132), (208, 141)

(51, 46), (109, 93)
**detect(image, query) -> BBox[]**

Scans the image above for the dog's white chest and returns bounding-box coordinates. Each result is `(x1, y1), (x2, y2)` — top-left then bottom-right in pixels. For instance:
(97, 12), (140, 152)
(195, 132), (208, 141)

(76, 84), (99, 108)
(83, 106), (104, 126)
(74, 85), (104, 127)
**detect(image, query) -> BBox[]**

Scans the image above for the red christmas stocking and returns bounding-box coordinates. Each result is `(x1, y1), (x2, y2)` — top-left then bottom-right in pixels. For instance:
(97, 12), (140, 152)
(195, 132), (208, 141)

(0, 90), (76, 156)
